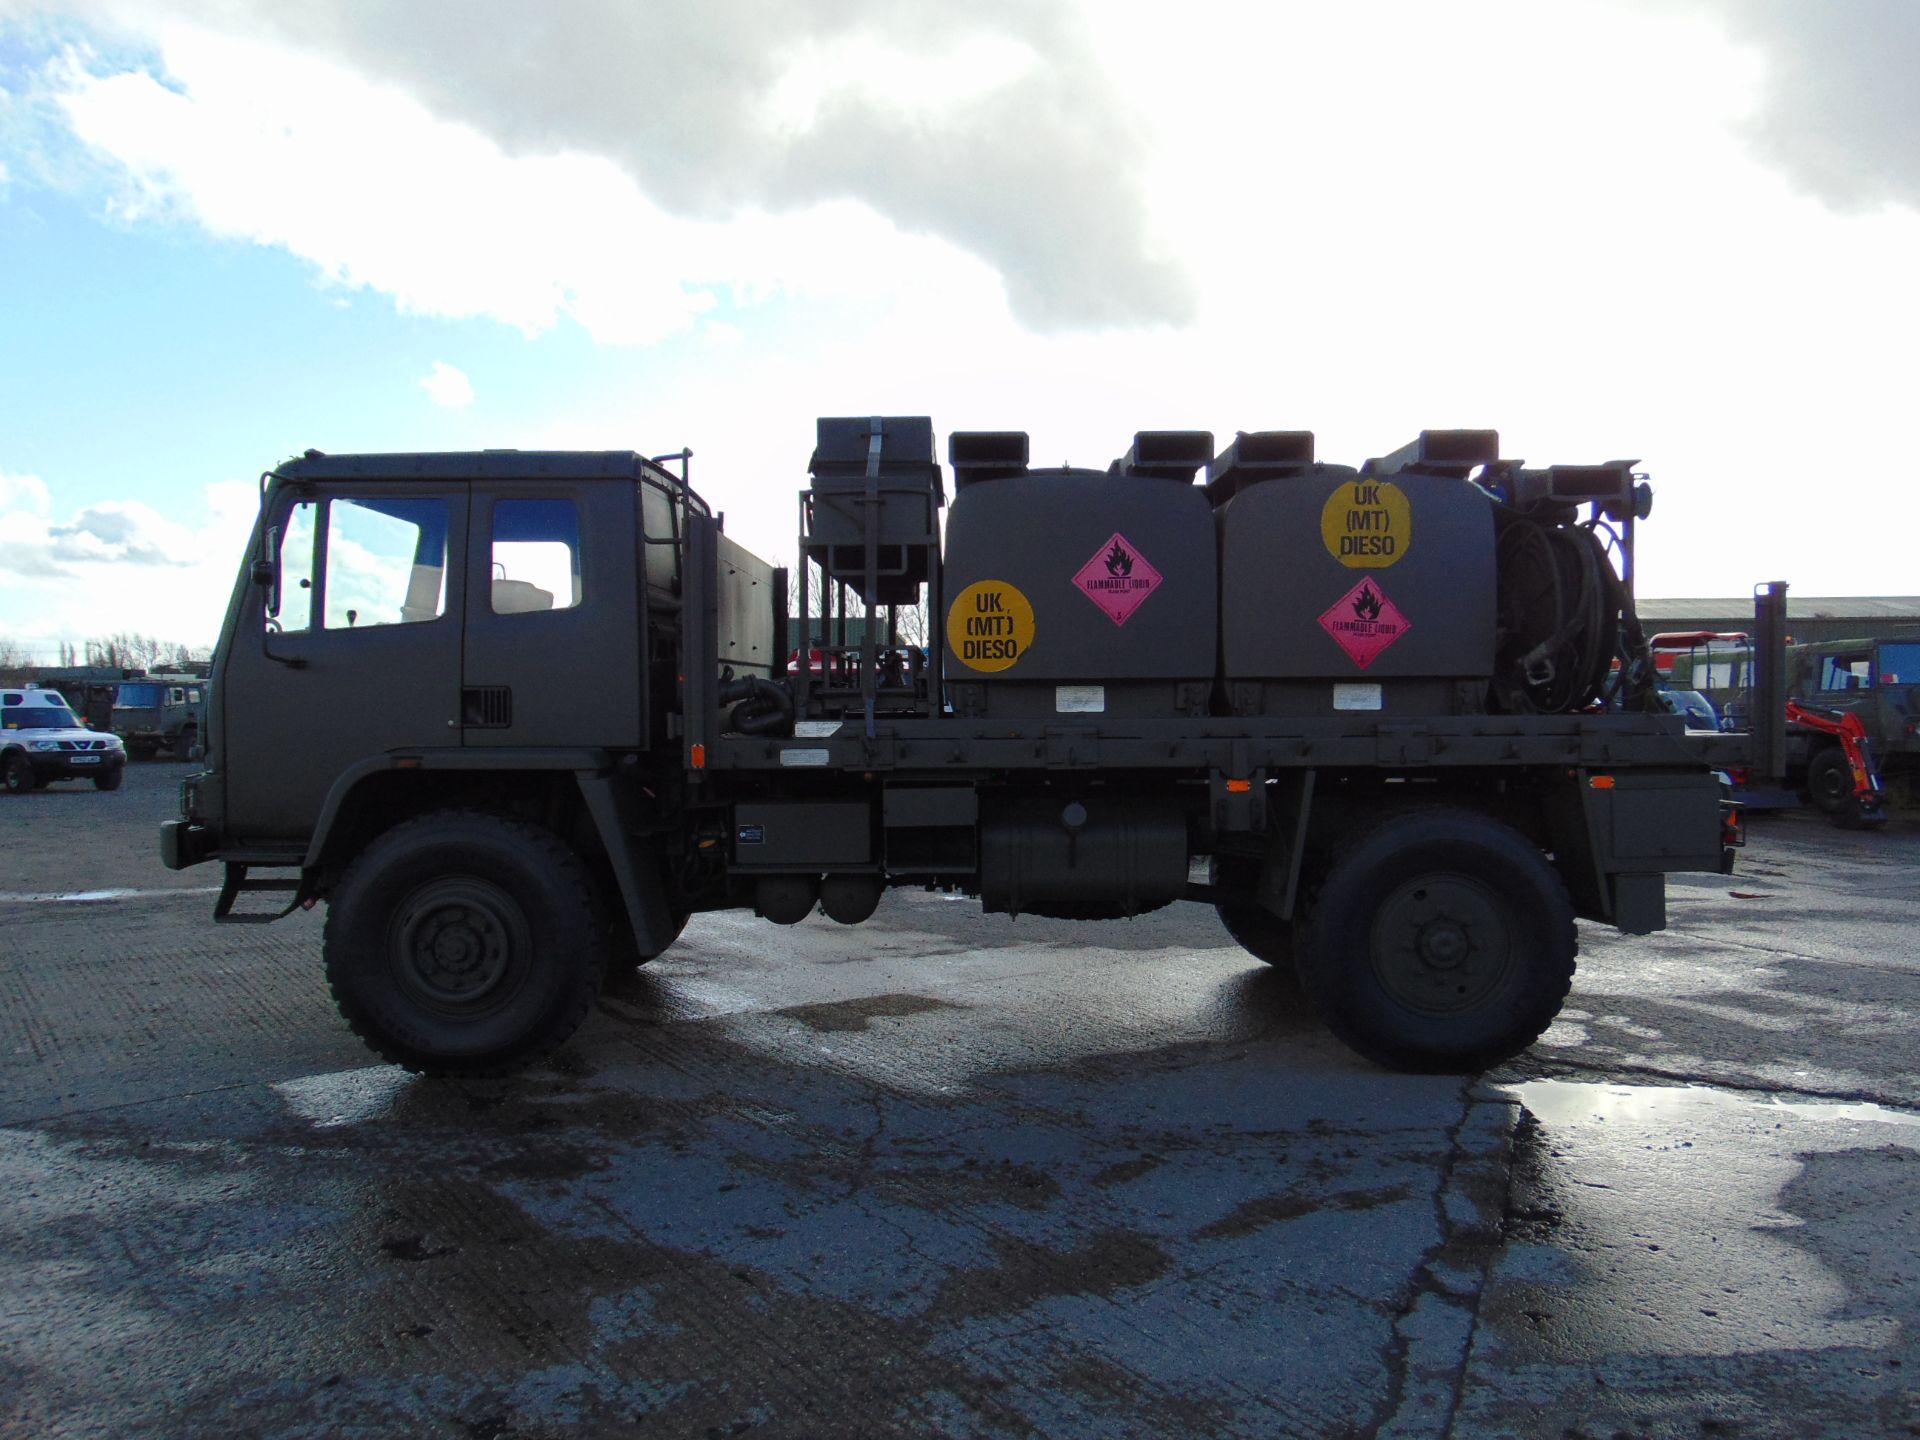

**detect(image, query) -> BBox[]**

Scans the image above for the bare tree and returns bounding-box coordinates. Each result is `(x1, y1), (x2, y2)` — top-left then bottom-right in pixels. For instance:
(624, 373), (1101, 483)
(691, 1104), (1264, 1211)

(85, 633), (166, 671)
(0, 636), (30, 686)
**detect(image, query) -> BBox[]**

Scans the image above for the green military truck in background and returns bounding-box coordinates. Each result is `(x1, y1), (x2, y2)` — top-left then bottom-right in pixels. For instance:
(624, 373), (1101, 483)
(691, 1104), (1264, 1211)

(113, 674), (209, 760)
(161, 419), (1743, 1079)
(1672, 633), (1919, 811)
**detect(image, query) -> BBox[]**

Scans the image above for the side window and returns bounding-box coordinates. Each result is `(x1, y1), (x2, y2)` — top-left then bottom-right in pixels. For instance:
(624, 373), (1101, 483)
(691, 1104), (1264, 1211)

(491, 498), (582, 614)
(641, 479), (678, 592)
(1878, 644), (1920, 685)
(1817, 653), (1872, 690)
(271, 500), (318, 634)
(324, 497), (449, 629)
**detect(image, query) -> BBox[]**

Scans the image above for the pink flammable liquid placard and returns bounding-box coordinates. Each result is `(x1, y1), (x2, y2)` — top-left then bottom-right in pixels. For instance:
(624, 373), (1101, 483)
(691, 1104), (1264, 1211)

(1072, 533), (1163, 627)
(1318, 578), (1412, 670)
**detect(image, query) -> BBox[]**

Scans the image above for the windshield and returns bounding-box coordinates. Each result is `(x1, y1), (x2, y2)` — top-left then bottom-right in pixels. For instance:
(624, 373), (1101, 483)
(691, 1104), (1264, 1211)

(2, 705), (80, 731)
(115, 683), (163, 706)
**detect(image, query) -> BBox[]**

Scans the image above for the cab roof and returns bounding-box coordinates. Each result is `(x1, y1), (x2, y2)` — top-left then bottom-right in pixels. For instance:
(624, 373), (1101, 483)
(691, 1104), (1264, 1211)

(275, 449), (683, 484)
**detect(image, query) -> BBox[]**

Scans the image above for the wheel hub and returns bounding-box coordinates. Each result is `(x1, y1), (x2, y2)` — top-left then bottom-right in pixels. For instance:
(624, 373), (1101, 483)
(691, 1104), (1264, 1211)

(1371, 875), (1513, 1014)
(1415, 918), (1470, 970)
(393, 882), (521, 1008)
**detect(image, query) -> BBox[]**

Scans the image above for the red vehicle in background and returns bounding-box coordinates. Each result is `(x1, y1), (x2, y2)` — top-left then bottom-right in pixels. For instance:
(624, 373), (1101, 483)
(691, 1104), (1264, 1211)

(1785, 699), (1887, 829)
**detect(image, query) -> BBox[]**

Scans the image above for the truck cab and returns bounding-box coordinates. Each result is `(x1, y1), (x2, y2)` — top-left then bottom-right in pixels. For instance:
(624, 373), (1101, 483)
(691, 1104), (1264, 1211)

(113, 675), (208, 760)
(1789, 637), (1920, 811)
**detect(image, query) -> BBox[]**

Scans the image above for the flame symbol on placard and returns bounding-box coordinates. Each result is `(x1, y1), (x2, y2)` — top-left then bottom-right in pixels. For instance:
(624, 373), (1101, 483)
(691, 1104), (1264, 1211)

(1353, 586), (1383, 622)
(1105, 541), (1134, 577)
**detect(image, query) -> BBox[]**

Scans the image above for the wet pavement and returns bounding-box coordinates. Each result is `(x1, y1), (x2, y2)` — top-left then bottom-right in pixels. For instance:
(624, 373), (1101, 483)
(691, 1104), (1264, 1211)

(1, 768), (1916, 1438)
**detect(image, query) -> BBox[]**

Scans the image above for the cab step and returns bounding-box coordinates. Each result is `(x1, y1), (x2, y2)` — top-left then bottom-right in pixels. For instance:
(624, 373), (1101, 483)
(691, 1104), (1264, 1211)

(213, 862), (311, 924)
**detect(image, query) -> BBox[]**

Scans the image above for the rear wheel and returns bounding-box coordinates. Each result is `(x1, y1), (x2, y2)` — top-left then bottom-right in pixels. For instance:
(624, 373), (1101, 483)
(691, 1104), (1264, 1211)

(2, 753), (33, 795)
(325, 811), (605, 1076)
(1297, 809), (1576, 1073)
(1216, 900), (1296, 966)
(1212, 857), (1296, 968)
(605, 906), (690, 975)
(1806, 747), (1852, 816)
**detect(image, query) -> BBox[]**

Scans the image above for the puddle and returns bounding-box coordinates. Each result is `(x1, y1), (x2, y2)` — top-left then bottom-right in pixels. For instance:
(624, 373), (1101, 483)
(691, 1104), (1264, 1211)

(273, 1067), (413, 1128)
(1506, 1078), (1920, 1132)
(0, 885), (222, 904)
(1484, 1077), (1916, 1362)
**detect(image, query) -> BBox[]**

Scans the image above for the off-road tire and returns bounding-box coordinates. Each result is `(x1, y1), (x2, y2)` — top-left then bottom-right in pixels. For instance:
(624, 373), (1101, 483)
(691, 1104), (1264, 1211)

(324, 811), (606, 1076)
(1296, 808), (1576, 1074)
(1211, 856), (1296, 968)
(605, 907), (690, 976)
(93, 768), (123, 792)
(1216, 901), (1296, 968)
(1806, 747), (1853, 816)
(1, 753), (33, 795)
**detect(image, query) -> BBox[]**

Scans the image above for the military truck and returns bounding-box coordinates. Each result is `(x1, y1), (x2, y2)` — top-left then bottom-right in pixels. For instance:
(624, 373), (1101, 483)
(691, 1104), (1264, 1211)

(1778, 637), (1918, 811)
(161, 420), (1736, 1077)
(1671, 633), (1919, 811)
(113, 674), (209, 760)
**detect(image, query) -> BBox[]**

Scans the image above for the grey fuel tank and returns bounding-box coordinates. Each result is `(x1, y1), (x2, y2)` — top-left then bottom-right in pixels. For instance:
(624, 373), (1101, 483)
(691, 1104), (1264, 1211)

(1210, 430), (1498, 717)
(942, 431), (1218, 719)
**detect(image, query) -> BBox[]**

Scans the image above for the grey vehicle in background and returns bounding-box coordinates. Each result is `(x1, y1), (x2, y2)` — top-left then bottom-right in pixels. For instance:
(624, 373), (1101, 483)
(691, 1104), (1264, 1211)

(113, 675), (209, 760)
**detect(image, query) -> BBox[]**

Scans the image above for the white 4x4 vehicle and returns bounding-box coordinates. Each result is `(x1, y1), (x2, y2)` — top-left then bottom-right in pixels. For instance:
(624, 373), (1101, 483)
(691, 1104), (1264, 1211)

(1, 687), (128, 793)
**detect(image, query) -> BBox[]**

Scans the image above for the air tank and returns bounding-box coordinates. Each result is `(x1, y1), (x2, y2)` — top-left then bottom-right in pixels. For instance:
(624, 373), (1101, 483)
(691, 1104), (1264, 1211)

(1210, 430), (1498, 716)
(941, 431), (1218, 719)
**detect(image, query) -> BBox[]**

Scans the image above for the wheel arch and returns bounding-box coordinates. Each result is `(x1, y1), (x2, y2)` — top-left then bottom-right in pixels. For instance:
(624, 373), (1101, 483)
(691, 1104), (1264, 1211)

(303, 752), (675, 954)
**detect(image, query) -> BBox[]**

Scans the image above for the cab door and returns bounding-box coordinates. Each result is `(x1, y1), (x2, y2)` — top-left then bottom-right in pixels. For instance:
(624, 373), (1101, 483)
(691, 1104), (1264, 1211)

(461, 482), (640, 749)
(221, 485), (466, 843)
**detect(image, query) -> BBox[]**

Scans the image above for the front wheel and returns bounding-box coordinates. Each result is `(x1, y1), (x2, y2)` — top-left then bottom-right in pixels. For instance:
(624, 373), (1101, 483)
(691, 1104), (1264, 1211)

(93, 767), (124, 792)
(1297, 809), (1576, 1073)
(1, 753), (33, 795)
(324, 811), (606, 1076)
(1805, 747), (1853, 816)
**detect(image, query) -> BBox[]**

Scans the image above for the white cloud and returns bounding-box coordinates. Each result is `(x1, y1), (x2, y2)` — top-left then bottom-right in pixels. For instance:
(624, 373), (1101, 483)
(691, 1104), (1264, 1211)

(33, 10), (1179, 344)
(2, 0), (1917, 612)
(0, 471), (52, 515)
(0, 476), (257, 653)
(419, 360), (473, 409)
(61, 0), (1191, 331)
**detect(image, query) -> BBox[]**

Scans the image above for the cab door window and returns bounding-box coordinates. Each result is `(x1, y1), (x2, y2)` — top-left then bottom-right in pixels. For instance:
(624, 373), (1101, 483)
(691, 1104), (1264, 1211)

(269, 500), (318, 634)
(1817, 652), (1872, 691)
(490, 499), (582, 614)
(323, 498), (450, 629)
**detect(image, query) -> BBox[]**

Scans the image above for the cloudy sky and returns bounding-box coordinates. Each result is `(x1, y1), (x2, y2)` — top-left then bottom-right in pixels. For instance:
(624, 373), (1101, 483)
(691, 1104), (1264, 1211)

(1, 0), (1916, 656)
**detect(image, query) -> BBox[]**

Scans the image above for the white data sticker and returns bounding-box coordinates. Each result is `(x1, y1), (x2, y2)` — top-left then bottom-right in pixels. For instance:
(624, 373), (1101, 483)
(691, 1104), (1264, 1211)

(779, 748), (832, 767)
(1055, 685), (1107, 713)
(792, 721), (843, 738)
(1332, 682), (1384, 711)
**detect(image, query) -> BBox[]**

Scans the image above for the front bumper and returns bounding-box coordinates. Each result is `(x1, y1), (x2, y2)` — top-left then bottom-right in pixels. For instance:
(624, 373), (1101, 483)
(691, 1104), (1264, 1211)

(160, 819), (217, 870)
(30, 751), (126, 782)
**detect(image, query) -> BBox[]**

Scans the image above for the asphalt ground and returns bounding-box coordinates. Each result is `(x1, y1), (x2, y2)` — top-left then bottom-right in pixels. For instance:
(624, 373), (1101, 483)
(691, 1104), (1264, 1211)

(1, 764), (1917, 1439)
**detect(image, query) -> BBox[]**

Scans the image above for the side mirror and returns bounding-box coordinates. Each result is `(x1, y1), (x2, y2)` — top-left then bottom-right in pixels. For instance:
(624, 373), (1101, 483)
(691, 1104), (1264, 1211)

(254, 529), (281, 615)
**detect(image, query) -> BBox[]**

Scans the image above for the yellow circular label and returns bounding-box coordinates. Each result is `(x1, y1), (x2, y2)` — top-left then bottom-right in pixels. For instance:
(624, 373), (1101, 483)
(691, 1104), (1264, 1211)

(1321, 479), (1412, 568)
(947, 580), (1035, 673)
